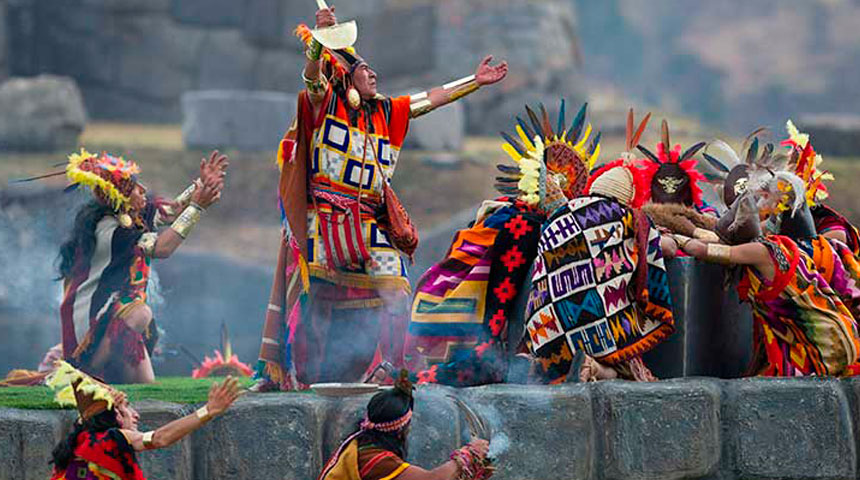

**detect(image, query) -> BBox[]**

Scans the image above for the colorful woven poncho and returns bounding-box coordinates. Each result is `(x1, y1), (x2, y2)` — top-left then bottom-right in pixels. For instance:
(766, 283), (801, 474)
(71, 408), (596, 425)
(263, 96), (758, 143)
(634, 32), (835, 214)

(524, 196), (674, 383)
(51, 430), (145, 480)
(738, 236), (860, 376)
(407, 199), (543, 386)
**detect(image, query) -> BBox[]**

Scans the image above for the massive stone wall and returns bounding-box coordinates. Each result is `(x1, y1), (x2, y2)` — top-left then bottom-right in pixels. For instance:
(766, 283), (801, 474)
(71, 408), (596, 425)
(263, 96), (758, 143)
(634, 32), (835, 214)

(4, 0), (583, 134)
(3, 379), (860, 480)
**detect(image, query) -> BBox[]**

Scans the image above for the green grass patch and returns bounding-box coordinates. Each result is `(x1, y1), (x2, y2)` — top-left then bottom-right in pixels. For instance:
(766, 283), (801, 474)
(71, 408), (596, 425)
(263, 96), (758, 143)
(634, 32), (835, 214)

(0, 376), (258, 410)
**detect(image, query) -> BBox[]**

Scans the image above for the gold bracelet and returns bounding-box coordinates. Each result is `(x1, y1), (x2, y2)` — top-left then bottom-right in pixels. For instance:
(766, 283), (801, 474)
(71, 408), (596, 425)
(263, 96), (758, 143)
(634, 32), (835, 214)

(673, 234), (692, 250)
(175, 181), (198, 207)
(142, 431), (155, 448)
(705, 243), (732, 264)
(693, 228), (720, 243)
(196, 405), (211, 422)
(137, 232), (158, 257)
(171, 203), (204, 239)
(301, 69), (328, 96)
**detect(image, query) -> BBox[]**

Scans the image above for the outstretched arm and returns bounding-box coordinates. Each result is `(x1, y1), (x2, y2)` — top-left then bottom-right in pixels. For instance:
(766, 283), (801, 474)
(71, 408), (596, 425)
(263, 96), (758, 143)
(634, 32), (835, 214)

(123, 377), (241, 451)
(399, 439), (490, 480)
(142, 152), (227, 259)
(409, 55), (507, 118)
(679, 237), (775, 281)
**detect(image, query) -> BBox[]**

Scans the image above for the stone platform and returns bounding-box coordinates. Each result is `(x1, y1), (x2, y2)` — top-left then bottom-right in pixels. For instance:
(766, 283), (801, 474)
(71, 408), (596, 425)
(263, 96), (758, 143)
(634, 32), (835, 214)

(3, 378), (860, 480)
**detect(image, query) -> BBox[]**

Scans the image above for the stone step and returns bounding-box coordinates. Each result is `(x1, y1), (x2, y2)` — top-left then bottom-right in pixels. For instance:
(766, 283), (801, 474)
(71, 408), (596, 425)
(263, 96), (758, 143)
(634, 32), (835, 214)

(3, 378), (860, 480)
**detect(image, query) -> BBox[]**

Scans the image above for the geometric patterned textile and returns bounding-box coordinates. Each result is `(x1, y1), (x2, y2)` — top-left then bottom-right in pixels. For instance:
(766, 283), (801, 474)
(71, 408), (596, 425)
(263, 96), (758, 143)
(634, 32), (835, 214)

(524, 195), (674, 383)
(737, 235), (860, 377)
(305, 86), (412, 292)
(407, 199), (543, 386)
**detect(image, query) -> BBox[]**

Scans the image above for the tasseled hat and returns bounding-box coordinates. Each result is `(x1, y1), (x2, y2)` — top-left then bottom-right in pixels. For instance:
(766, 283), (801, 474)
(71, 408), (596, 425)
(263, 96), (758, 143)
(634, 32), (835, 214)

(46, 361), (126, 421)
(637, 120), (707, 207)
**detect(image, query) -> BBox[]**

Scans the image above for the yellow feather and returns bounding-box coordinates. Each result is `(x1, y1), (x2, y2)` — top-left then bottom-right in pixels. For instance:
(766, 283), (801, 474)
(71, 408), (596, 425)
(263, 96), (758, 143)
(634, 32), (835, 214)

(574, 124), (592, 150)
(516, 125), (535, 151)
(502, 143), (523, 163)
(589, 144), (601, 169)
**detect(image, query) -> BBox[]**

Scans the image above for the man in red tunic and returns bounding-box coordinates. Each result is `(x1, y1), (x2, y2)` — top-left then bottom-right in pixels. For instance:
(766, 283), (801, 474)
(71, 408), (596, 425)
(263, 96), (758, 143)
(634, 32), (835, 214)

(255, 7), (508, 389)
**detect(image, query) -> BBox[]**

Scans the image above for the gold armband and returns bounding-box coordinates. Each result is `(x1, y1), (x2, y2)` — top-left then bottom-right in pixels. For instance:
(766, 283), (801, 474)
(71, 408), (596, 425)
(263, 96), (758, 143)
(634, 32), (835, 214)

(673, 234), (692, 250)
(445, 74), (479, 102)
(409, 75), (480, 118)
(142, 431), (155, 448)
(137, 232), (158, 257)
(693, 228), (720, 243)
(171, 203), (204, 239)
(706, 243), (732, 264)
(196, 405), (211, 422)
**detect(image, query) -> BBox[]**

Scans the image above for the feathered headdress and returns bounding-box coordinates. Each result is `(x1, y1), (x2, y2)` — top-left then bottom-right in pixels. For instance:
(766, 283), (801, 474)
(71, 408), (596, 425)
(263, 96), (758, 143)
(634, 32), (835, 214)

(192, 323), (253, 379)
(45, 361), (125, 421)
(781, 119), (833, 207)
(495, 101), (601, 209)
(584, 109), (651, 209)
(637, 120), (706, 207)
(66, 148), (141, 212)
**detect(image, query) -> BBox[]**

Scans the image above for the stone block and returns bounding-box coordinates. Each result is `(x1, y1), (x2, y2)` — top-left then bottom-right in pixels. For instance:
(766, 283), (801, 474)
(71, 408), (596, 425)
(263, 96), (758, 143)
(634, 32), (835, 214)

(358, 3), (437, 80)
(461, 384), (594, 480)
(242, 0), (287, 47)
(594, 379), (721, 480)
(113, 16), (203, 101)
(642, 258), (753, 379)
(133, 401), (192, 480)
(171, 0), (246, 27)
(81, 85), (179, 123)
(182, 90), (295, 151)
(404, 101), (465, 152)
(253, 49), (304, 93)
(0, 408), (74, 480)
(197, 30), (260, 90)
(724, 378), (856, 479)
(0, 0), (7, 79)
(0, 75), (86, 152)
(192, 394), (325, 480)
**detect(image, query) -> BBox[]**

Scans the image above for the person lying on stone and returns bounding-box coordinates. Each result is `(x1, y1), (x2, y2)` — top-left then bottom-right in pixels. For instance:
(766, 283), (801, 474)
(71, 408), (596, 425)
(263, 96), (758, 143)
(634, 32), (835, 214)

(675, 170), (860, 377)
(522, 119), (676, 382)
(47, 361), (241, 480)
(52, 149), (227, 384)
(319, 371), (492, 480)
(256, 5), (508, 390)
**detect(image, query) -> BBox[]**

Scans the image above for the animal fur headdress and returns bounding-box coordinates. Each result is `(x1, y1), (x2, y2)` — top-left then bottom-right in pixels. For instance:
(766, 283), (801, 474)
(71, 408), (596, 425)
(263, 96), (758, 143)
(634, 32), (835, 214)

(637, 120), (706, 207)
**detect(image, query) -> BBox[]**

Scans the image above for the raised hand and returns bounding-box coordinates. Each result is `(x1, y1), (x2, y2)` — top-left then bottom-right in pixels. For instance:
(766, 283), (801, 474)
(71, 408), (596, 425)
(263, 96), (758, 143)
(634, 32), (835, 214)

(200, 150), (228, 186)
(206, 376), (241, 417)
(475, 55), (508, 86)
(316, 7), (336, 28)
(191, 177), (223, 209)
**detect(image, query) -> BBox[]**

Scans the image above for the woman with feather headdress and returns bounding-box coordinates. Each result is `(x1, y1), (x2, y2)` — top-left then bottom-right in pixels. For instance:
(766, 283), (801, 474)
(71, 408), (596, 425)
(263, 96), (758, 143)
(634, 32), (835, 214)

(676, 139), (860, 377)
(47, 361), (240, 480)
(51, 149), (227, 384)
